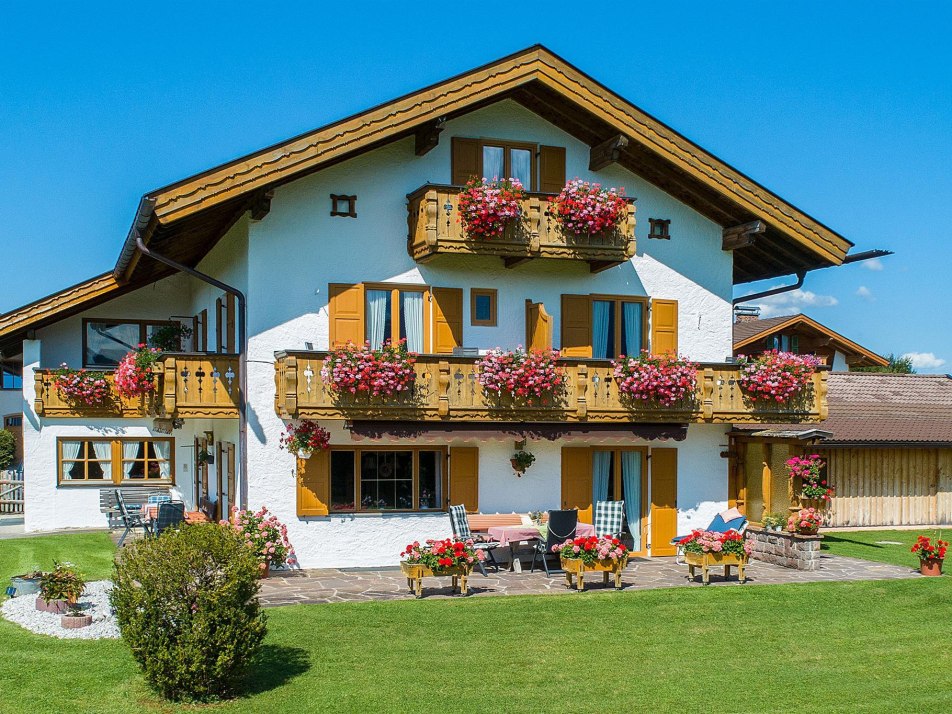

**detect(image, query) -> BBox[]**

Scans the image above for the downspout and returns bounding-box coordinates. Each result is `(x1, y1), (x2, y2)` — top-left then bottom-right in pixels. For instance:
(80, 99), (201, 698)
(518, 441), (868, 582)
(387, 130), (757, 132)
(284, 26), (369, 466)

(134, 234), (249, 511)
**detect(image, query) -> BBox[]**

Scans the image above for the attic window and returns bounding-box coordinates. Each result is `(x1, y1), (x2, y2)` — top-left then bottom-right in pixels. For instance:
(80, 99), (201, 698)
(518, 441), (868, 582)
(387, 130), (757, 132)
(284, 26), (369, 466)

(330, 194), (357, 218)
(648, 218), (671, 240)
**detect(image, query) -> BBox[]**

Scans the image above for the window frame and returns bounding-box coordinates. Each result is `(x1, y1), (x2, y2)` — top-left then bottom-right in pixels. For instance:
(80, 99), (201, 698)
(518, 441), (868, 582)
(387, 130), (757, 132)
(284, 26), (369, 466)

(476, 138), (539, 190)
(328, 446), (448, 514)
(363, 282), (431, 352)
(470, 288), (498, 327)
(57, 437), (175, 487)
(590, 294), (649, 358)
(82, 318), (177, 368)
(0, 360), (22, 390)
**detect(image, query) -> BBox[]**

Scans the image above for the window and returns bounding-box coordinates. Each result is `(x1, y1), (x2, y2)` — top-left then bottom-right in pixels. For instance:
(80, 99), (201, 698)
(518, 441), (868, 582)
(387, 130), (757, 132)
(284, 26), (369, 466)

(365, 284), (428, 352)
(330, 194), (357, 218)
(83, 319), (175, 367)
(648, 218), (671, 240)
(58, 438), (174, 485)
(470, 288), (497, 327)
(767, 334), (800, 353)
(1, 361), (22, 390)
(329, 448), (445, 512)
(480, 141), (535, 188)
(592, 297), (646, 359)
(592, 448), (647, 552)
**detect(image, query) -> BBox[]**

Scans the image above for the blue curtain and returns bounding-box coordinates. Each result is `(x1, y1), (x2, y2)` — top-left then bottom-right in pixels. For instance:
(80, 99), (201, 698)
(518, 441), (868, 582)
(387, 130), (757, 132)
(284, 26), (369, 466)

(592, 301), (611, 359)
(592, 451), (611, 504)
(621, 451), (642, 551)
(622, 302), (643, 357)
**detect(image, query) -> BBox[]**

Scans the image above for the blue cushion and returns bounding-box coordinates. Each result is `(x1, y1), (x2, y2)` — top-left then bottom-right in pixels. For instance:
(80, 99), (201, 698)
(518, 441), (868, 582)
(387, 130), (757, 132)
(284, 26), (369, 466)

(670, 514), (747, 544)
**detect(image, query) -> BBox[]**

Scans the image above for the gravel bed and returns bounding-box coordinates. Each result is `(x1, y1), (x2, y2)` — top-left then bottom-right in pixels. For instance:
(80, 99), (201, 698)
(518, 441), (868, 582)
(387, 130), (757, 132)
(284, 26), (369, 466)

(1, 580), (120, 639)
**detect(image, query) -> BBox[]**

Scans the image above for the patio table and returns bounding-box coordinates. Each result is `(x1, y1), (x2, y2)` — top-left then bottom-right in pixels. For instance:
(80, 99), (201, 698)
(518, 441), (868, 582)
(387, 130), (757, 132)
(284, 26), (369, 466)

(487, 523), (596, 572)
(142, 505), (211, 525)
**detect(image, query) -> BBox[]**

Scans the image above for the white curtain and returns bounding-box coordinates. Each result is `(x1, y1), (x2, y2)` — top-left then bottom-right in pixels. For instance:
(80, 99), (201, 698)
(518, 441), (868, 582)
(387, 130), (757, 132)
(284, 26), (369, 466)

(510, 148), (532, 187)
(482, 146), (504, 181)
(592, 301), (612, 359)
(592, 451), (611, 503)
(401, 291), (424, 353)
(123, 442), (140, 479)
(153, 441), (171, 479)
(91, 441), (112, 481)
(622, 302), (644, 357)
(61, 441), (82, 480)
(622, 451), (642, 551)
(367, 290), (389, 349)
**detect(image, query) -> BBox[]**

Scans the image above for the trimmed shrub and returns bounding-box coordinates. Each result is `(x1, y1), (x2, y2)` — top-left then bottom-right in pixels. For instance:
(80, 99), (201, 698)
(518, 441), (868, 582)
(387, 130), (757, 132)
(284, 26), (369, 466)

(111, 523), (267, 702)
(0, 429), (15, 470)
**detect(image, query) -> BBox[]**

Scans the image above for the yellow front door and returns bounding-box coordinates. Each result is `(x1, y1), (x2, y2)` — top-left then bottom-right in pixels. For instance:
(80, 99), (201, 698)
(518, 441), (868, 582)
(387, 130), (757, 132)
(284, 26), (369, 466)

(561, 447), (593, 523)
(650, 448), (678, 556)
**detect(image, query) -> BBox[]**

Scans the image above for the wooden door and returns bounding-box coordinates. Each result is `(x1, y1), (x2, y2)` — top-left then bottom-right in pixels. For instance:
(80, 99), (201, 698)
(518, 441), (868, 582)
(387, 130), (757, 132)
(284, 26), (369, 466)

(650, 448), (678, 556)
(561, 447), (593, 523)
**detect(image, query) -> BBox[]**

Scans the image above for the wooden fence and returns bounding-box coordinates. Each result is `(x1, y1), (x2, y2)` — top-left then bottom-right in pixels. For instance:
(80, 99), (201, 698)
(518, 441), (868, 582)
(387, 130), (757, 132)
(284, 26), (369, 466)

(0, 469), (23, 515)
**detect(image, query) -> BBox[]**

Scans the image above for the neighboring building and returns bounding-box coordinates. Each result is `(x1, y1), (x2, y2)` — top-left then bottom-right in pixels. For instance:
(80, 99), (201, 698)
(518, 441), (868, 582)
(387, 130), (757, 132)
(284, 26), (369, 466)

(0, 358), (24, 466)
(0, 47), (862, 566)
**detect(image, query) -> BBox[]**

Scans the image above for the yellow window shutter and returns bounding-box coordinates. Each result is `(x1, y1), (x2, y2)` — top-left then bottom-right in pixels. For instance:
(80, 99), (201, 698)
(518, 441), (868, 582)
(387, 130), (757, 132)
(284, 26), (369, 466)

(297, 449), (330, 517)
(328, 283), (365, 347)
(560, 294), (592, 357)
(432, 287), (463, 353)
(561, 447), (593, 523)
(539, 145), (566, 194)
(650, 448), (678, 556)
(451, 137), (480, 185)
(651, 299), (679, 355)
(450, 446), (479, 512)
(525, 300), (553, 351)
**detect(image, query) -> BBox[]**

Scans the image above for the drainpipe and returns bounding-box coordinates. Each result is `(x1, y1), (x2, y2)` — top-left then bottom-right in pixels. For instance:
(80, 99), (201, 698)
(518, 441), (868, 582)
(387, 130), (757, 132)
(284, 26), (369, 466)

(134, 234), (249, 511)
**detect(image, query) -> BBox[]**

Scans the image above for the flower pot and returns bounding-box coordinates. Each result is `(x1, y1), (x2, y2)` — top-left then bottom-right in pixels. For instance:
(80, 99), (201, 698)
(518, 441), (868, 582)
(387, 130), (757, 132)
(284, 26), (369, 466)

(297, 449), (313, 460)
(919, 558), (943, 577)
(35, 596), (70, 614)
(797, 527), (819, 536)
(510, 459), (526, 475)
(10, 575), (42, 597)
(560, 556), (628, 591)
(60, 613), (93, 629)
(259, 566), (270, 579)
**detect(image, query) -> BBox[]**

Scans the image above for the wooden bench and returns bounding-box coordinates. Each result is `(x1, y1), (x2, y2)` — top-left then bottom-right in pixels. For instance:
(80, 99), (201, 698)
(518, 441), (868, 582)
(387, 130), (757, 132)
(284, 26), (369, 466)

(99, 487), (171, 529)
(468, 513), (524, 534)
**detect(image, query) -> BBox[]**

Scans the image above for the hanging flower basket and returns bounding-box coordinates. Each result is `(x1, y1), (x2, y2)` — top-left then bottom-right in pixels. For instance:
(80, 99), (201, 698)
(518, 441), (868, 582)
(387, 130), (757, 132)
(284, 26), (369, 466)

(612, 351), (698, 407)
(549, 179), (628, 236)
(279, 420), (330, 460)
(457, 177), (526, 239)
(115, 344), (162, 399)
(320, 339), (417, 399)
(53, 364), (112, 408)
(510, 450), (536, 475)
(736, 350), (821, 405)
(476, 347), (565, 406)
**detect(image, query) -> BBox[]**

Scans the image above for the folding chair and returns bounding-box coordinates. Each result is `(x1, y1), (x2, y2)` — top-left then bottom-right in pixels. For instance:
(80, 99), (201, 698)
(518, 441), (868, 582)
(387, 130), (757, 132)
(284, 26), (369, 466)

(594, 500), (625, 538)
(153, 501), (186, 537)
(530, 509), (579, 577)
(115, 490), (148, 546)
(448, 504), (500, 576)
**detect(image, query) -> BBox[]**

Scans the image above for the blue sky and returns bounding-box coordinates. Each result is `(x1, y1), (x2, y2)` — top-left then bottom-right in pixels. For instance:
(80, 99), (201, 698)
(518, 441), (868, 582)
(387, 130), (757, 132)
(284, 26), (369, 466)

(1, 2), (950, 369)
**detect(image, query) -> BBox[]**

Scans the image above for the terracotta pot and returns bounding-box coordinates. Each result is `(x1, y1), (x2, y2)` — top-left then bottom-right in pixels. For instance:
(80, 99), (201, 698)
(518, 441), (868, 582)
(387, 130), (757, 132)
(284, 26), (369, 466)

(510, 459), (526, 475)
(35, 596), (70, 614)
(259, 566), (270, 579)
(61, 613), (93, 629)
(797, 527), (819, 536)
(919, 558), (943, 577)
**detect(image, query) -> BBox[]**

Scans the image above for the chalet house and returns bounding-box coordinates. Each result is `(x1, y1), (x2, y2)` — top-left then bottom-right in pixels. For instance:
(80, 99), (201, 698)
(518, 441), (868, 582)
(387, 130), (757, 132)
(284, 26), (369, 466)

(0, 47), (864, 567)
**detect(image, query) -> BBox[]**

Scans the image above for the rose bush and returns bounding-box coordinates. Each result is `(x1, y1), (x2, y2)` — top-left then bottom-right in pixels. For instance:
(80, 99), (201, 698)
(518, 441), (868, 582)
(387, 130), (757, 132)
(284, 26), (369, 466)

(457, 177), (525, 239)
(911, 535), (948, 562)
(321, 339), (416, 398)
(612, 351), (698, 407)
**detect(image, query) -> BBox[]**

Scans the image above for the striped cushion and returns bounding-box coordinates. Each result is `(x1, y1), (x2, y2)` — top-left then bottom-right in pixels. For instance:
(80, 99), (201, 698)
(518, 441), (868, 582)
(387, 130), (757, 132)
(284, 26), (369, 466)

(449, 505), (471, 539)
(594, 500), (625, 537)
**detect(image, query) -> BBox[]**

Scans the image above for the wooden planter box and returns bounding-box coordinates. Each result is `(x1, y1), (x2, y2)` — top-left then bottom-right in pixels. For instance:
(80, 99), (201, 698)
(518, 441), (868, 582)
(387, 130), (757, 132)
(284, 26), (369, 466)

(400, 562), (472, 598)
(685, 551), (748, 585)
(560, 556), (628, 591)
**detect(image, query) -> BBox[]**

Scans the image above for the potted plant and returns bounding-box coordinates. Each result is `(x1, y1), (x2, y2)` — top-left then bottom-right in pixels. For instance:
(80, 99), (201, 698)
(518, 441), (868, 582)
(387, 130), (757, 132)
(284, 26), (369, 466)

(549, 179), (629, 236)
(553, 535), (629, 591)
(10, 569), (44, 597)
(736, 350), (821, 405)
(196, 447), (213, 466)
(60, 603), (93, 630)
(400, 538), (485, 597)
(53, 364), (112, 408)
(321, 339), (417, 399)
(36, 561), (85, 614)
(787, 454), (834, 504)
(223, 506), (297, 577)
(678, 529), (751, 584)
(148, 322), (193, 352)
(457, 176), (526, 239)
(279, 420), (331, 460)
(510, 450), (536, 476)
(911, 535), (947, 576)
(476, 347), (566, 406)
(114, 344), (163, 399)
(762, 513), (786, 532)
(787, 507), (823, 536)
(612, 351), (698, 407)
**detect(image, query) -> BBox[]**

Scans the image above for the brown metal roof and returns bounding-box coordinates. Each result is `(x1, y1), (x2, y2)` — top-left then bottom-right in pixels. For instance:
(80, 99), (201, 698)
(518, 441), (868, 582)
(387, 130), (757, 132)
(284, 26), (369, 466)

(732, 315), (798, 346)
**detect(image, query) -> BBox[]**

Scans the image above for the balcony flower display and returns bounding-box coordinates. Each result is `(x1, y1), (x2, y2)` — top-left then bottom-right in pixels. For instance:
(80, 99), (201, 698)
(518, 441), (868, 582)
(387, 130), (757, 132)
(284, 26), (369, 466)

(223, 506), (296, 575)
(53, 364), (111, 407)
(612, 351), (698, 407)
(476, 347), (565, 405)
(911, 535), (947, 576)
(457, 177), (526, 239)
(736, 350), (821, 404)
(678, 529), (752, 557)
(321, 339), (417, 398)
(279, 419), (331, 459)
(401, 538), (484, 570)
(787, 453), (834, 501)
(114, 344), (162, 399)
(550, 179), (628, 236)
(553, 536), (629, 566)
(787, 507), (823, 535)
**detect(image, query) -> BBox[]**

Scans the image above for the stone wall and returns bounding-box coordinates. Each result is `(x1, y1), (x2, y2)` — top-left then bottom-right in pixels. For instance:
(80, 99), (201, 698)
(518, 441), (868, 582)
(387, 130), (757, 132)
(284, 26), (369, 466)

(747, 526), (823, 571)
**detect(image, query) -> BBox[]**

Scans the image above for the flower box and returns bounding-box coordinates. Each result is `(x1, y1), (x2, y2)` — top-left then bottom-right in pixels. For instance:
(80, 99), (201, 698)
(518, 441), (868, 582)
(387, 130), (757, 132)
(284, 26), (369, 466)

(684, 551), (748, 585)
(399, 561), (473, 598)
(560, 555), (628, 591)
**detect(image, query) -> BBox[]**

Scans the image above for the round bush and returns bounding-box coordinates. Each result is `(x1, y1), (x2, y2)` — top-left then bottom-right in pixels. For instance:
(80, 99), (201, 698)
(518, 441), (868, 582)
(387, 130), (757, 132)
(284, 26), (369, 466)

(0, 429), (16, 470)
(111, 523), (267, 702)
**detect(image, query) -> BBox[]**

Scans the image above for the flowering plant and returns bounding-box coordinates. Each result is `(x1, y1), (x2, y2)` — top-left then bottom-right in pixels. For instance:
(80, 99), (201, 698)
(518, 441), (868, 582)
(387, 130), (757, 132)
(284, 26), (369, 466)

(911, 535), (948, 562)
(223, 506), (296, 571)
(678, 529), (752, 558)
(612, 351), (698, 407)
(39, 561), (86, 604)
(736, 350), (821, 404)
(114, 344), (162, 399)
(457, 177), (526, 239)
(279, 420), (330, 456)
(53, 364), (112, 407)
(550, 179), (628, 236)
(787, 454), (834, 501)
(401, 538), (484, 570)
(321, 339), (416, 398)
(477, 347), (566, 405)
(552, 536), (629, 565)
(787, 507), (823, 534)
(511, 450), (536, 473)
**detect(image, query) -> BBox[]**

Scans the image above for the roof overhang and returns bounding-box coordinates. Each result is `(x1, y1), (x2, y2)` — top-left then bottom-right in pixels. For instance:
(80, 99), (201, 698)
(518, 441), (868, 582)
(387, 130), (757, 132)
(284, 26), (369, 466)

(733, 314), (888, 367)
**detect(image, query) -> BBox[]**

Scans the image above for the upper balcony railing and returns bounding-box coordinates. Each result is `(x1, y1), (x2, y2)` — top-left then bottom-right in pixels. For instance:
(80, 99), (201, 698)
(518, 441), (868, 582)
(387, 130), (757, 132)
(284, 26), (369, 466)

(407, 184), (637, 272)
(34, 354), (240, 419)
(274, 352), (827, 425)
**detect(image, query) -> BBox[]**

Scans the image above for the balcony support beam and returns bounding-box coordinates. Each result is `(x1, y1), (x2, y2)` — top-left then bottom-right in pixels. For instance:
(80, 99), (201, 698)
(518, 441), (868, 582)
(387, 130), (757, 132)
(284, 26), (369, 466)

(414, 119), (445, 156)
(722, 220), (766, 251)
(589, 134), (629, 171)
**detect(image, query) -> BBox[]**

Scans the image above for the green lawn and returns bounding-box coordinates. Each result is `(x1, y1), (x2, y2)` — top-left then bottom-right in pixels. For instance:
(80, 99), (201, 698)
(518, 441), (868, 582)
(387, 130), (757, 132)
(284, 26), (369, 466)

(1, 532), (950, 713)
(822, 528), (946, 568)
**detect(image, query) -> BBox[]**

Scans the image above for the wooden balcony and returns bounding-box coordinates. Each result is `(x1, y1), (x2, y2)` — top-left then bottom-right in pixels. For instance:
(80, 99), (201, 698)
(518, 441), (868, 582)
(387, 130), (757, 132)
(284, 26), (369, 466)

(34, 354), (240, 419)
(274, 352), (827, 425)
(407, 184), (637, 272)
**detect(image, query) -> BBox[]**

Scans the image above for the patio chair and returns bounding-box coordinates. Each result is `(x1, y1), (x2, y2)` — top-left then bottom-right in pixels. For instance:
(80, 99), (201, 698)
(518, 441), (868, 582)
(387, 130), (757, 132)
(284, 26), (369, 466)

(153, 501), (186, 537)
(147, 493), (172, 506)
(115, 490), (148, 546)
(448, 504), (500, 576)
(594, 500), (625, 538)
(198, 496), (217, 522)
(530, 509), (578, 577)
(671, 508), (748, 564)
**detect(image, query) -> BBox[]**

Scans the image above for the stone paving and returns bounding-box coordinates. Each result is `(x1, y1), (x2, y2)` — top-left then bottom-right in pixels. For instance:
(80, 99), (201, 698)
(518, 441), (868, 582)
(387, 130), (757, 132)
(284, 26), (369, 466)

(257, 553), (920, 607)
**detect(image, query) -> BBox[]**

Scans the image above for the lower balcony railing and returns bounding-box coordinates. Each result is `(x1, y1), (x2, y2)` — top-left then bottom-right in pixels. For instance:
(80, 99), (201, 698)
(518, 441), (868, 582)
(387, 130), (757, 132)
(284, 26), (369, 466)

(274, 352), (827, 424)
(34, 354), (240, 419)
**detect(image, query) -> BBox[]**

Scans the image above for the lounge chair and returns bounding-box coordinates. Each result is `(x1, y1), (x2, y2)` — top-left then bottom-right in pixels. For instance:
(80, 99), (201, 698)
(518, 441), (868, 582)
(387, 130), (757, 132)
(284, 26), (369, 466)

(594, 500), (625, 538)
(448, 505), (500, 576)
(530, 509), (578, 577)
(671, 508), (748, 563)
(153, 501), (186, 537)
(115, 490), (148, 546)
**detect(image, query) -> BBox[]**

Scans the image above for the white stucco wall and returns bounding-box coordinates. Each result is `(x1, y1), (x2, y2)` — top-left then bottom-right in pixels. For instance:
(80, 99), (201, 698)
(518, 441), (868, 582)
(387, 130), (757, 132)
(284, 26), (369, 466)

(0, 390), (21, 421)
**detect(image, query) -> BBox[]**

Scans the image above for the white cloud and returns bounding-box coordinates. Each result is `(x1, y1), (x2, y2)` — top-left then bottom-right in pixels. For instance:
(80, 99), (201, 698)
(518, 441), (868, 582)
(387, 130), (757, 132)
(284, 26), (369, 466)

(755, 289), (839, 318)
(855, 285), (874, 301)
(862, 258), (885, 271)
(903, 352), (947, 371)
